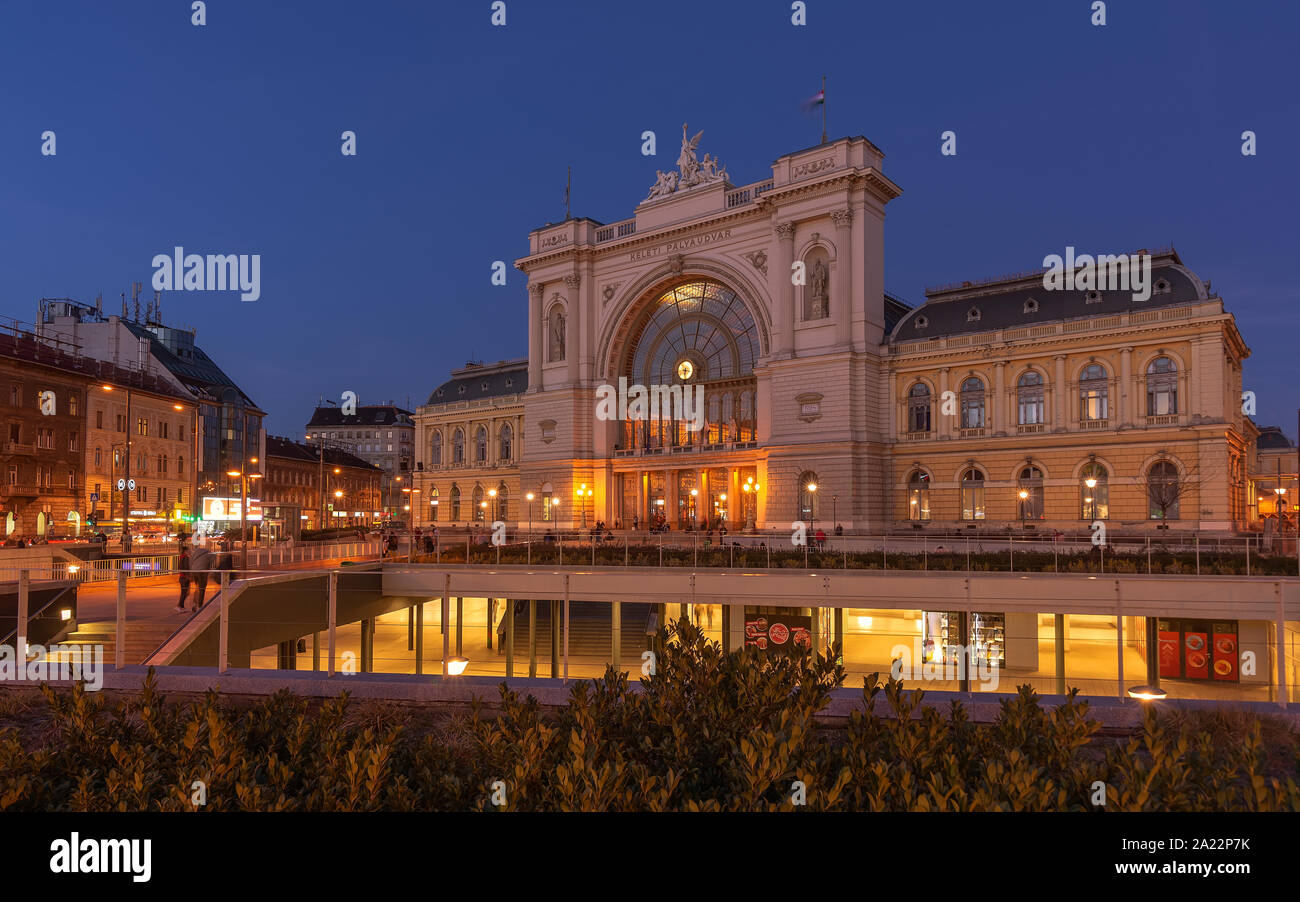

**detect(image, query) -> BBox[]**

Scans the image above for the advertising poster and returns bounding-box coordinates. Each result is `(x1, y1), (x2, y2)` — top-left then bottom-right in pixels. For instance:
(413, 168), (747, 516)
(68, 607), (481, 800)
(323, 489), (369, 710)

(744, 611), (812, 658)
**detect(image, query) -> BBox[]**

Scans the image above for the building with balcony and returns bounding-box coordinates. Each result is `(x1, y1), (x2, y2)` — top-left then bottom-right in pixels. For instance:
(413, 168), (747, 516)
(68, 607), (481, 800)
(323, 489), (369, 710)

(0, 327), (91, 539)
(263, 435), (382, 533)
(305, 404), (413, 518)
(413, 359), (525, 529)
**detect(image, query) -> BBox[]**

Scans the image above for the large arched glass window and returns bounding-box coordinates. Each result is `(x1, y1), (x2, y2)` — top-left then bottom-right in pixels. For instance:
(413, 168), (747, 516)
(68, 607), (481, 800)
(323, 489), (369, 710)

(475, 426), (488, 462)
(429, 486), (439, 522)
(1017, 465), (1044, 520)
(1146, 357), (1178, 416)
(450, 484), (461, 521)
(617, 280), (761, 451)
(497, 482), (509, 521)
(430, 430), (443, 466)
(1080, 462), (1109, 519)
(472, 484), (485, 521)
(1079, 364), (1109, 422)
(451, 428), (465, 464)
(908, 470), (931, 521)
(1147, 460), (1180, 520)
(1017, 371), (1044, 425)
(499, 423), (513, 461)
(798, 471), (819, 523)
(960, 377), (986, 430)
(961, 468), (985, 520)
(907, 383), (932, 433)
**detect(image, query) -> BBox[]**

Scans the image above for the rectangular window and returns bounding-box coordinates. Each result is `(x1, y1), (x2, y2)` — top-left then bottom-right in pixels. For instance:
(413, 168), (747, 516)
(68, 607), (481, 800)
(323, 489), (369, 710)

(8, 385), (19, 406)
(96, 410), (104, 429)
(69, 395), (78, 417)
(137, 417), (149, 436)
(7, 465), (15, 486)
(116, 414), (126, 432)
(161, 421), (169, 439)
(37, 428), (54, 449)
(69, 432), (79, 452)
(68, 470), (75, 490)
(9, 424), (19, 442)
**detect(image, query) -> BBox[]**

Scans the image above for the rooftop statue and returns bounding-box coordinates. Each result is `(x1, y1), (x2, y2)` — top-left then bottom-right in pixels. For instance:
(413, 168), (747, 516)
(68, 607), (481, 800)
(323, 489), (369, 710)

(645, 123), (730, 200)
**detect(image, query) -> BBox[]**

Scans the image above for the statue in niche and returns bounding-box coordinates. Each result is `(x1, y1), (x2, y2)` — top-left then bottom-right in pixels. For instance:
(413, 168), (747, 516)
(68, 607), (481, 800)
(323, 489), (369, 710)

(549, 308), (566, 361)
(810, 258), (829, 319)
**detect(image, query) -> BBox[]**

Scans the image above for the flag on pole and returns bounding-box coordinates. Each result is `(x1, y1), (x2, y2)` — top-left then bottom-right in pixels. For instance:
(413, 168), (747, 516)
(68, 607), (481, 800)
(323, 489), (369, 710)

(801, 88), (825, 113)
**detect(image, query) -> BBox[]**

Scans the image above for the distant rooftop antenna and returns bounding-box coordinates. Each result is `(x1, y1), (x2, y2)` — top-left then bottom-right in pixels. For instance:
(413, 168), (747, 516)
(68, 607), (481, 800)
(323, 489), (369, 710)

(95, 293), (103, 316)
(131, 282), (142, 321)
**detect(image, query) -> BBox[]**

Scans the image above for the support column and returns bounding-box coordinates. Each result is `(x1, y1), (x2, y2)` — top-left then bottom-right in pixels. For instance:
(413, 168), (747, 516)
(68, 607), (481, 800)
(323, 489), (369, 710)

(1120, 346), (1133, 428)
(564, 274), (581, 385)
(456, 596), (463, 656)
(938, 368), (951, 439)
(1054, 355), (1067, 432)
(528, 599), (537, 678)
(415, 602), (423, 675)
(993, 360), (1006, 436)
(505, 599), (514, 678)
(550, 600), (560, 678)
(612, 600), (621, 672)
(831, 209), (853, 346)
(1054, 613), (1065, 695)
(527, 283), (543, 391)
(773, 222), (796, 357)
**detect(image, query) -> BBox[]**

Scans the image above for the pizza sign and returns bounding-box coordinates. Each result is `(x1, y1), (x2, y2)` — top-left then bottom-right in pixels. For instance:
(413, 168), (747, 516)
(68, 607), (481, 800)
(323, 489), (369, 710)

(743, 612), (813, 658)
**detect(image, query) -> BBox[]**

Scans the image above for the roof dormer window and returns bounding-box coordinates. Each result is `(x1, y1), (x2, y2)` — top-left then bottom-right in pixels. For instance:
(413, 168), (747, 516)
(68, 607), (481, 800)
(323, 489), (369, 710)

(1023, 297), (1039, 314)
(914, 314), (929, 330)
(1085, 290), (1102, 304)
(1153, 278), (1170, 295)
(966, 306), (981, 323)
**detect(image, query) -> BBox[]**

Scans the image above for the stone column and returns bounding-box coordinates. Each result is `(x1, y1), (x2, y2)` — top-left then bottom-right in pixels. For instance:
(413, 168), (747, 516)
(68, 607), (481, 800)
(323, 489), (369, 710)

(528, 283), (543, 390)
(938, 367), (951, 439)
(1120, 347), (1133, 428)
(831, 209), (853, 346)
(773, 222), (796, 357)
(993, 360), (1006, 435)
(564, 274), (581, 385)
(1054, 355), (1067, 433)
(635, 471), (645, 527)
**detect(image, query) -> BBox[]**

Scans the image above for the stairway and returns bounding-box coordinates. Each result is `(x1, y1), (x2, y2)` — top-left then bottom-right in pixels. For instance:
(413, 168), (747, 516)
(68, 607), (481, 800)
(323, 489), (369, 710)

(501, 600), (655, 665)
(61, 619), (180, 666)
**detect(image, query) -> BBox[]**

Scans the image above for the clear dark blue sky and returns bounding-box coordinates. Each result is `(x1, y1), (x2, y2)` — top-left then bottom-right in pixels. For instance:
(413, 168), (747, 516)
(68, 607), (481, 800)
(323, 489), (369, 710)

(2, 0), (1297, 437)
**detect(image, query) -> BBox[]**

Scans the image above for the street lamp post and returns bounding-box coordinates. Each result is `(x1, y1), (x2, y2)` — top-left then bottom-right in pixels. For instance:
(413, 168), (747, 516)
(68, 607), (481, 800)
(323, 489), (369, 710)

(1018, 488), (1029, 527)
(226, 460), (262, 572)
(403, 486), (420, 561)
(526, 491), (535, 538)
(806, 481), (818, 538)
(689, 487), (698, 530)
(489, 487), (498, 523)
(742, 475), (760, 531)
(1084, 475), (1098, 521)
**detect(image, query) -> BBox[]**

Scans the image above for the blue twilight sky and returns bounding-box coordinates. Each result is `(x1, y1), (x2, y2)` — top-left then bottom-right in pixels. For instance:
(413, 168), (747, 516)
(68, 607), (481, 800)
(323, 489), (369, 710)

(1, 0), (1297, 438)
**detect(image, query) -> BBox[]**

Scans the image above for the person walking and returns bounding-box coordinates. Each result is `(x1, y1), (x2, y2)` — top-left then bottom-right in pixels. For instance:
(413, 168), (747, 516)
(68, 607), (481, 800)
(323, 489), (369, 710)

(189, 545), (213, 611)
(175, 546), (192, 612)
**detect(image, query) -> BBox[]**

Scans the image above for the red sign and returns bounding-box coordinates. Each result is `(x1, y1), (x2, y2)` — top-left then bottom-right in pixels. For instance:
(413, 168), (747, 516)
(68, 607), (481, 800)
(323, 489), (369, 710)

(1157, 625), (1181, 679)
(1183, 630), (1210, 680)
(1211, 624), (1238, 681)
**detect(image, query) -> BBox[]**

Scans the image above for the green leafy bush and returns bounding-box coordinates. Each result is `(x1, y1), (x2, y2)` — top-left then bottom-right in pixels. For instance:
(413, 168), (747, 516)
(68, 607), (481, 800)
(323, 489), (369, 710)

(1, 621), (1295, 811)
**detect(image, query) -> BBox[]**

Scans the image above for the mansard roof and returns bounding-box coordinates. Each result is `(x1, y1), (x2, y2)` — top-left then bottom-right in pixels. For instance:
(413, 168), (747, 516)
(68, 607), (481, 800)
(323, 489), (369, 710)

(889, 248), (1209, 344)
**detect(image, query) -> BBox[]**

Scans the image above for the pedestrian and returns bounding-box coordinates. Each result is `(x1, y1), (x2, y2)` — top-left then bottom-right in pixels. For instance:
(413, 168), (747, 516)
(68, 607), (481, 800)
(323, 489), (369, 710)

(815, 528), (826, 550)
(175, 545), (192, 612)
(189, 545), (213, 611)
(386, 532), (398, 558)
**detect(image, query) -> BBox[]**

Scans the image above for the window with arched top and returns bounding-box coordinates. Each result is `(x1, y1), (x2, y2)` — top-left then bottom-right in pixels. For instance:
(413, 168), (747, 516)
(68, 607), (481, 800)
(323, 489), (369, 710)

(961, 468), (985, 521)
(497, 482), (509, 521)
(1017, 371), (1045, 425)
(797, 471), (819, 523)
(1147, 460), (1180, 520)
(451, 428), (465, 464)
(1080, 462), (1109, 520)
(548, 305), (566, 362)
(960, 377), (985, 429)
(475, 426), (488, 462)
(429, 486), (439, 522)
(908, 470), (931, 521)
(499, 423), (513, 461)
(450, 484), (461, 521)
(1079, 364), (1109, 422)
(472, 484), (485, 521)
(1146, 357), (1178, 416)
(1017, 466), (1044, 520)
(907, 383), (932, 433)
(430, 430), (443, 466)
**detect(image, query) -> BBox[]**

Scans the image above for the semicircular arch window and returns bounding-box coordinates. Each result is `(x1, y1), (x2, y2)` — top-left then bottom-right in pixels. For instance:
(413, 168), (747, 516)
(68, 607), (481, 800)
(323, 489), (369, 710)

(623, 280), (760, 385)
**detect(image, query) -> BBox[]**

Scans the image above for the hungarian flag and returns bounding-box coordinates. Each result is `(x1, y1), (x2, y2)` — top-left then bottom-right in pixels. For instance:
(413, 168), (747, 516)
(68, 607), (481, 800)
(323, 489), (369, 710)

(802, 89), (825, 113)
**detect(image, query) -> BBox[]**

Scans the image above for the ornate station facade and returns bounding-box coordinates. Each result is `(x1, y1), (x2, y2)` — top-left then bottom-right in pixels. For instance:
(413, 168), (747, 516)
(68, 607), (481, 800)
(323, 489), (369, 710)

(421, 127), (1254, 535)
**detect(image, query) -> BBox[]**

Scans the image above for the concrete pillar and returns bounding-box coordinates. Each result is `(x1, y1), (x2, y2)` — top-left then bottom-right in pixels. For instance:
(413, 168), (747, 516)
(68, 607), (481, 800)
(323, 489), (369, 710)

(528, 599), (537, 678)
(773, 222), (796, 357)
(456, 597), (463, 656)
(1054, 613), (1065, 695)
(612, 600), (622, 672)
(415, 603), (423, 676)
(505, 598), (514, 678)
(831, 209), (853, 346)
(550, 600), (560, 678)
